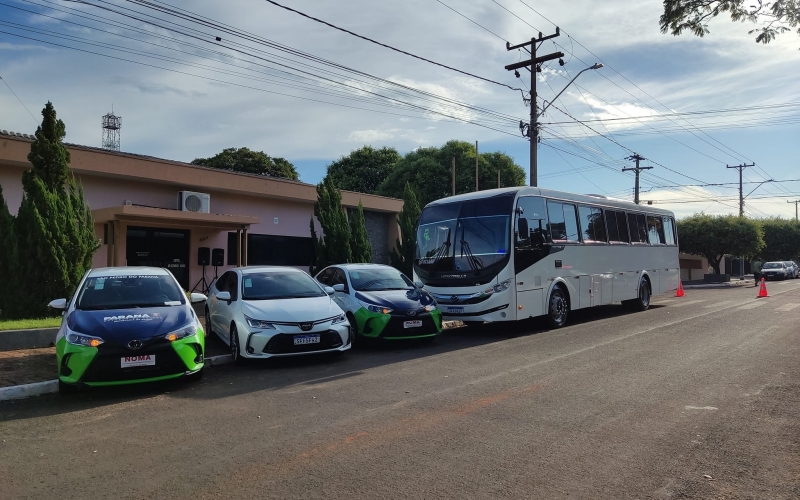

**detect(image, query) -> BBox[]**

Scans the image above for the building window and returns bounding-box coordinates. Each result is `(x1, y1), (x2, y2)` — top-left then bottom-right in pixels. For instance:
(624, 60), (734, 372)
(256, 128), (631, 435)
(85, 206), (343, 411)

(228, 233), (314, 266)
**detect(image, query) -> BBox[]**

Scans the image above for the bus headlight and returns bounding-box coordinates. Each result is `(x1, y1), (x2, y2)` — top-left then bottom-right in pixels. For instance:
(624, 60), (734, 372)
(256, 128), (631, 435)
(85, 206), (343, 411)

(484, 279), (512, 295)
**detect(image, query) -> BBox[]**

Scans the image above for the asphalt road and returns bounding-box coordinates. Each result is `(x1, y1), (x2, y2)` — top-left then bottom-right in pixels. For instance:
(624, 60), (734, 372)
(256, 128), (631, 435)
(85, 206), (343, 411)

(1, 280), (799, 499)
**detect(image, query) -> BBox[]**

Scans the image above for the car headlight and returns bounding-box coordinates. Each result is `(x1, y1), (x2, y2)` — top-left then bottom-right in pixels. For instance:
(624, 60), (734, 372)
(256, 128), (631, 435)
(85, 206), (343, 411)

(165, 323), (197, 342)
(332, 313), (347, 324)
(424, 304), (437, 312)
(245, 316), (276, 329)
(483, 279), (512, 295)
(66, 329), (104, 347)
(359, 300), (392, 314)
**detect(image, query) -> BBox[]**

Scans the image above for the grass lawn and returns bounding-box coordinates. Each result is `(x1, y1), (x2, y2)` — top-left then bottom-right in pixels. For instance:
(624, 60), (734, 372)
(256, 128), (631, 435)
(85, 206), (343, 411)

(0, 317), (62, 331)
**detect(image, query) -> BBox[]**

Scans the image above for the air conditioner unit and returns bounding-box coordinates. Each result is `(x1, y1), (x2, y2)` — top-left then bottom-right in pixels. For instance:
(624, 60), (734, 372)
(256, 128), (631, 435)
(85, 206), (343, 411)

(178, 191), (210, 213)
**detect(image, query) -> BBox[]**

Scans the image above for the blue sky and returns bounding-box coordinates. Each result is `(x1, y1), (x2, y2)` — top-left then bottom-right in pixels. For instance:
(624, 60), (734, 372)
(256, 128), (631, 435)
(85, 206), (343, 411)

(2, 0), (799, 219)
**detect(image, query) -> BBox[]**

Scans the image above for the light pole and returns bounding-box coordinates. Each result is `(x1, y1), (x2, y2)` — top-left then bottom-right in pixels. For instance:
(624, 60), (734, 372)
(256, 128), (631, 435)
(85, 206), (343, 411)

(539, 63), (603, 117)
(737, 179), (773, 280)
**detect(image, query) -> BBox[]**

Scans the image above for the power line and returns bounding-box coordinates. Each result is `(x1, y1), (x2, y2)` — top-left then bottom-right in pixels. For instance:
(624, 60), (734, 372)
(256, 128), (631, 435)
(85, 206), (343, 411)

(261, 0), (523, 91)
(0, 75), (39, 125)
(434, 0), (507, 42)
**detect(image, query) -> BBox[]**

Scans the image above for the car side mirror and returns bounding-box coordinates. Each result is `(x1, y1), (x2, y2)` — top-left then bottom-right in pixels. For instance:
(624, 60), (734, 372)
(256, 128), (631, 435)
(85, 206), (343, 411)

(517, 217), (529, 240)
(332, 284), (345, 292)
(190, 293), (207, 304)
(48, 298), (67, 310)
(216, 291), (231, 302)
(414, 281), (425, 289)
(324, 286), (336, 296)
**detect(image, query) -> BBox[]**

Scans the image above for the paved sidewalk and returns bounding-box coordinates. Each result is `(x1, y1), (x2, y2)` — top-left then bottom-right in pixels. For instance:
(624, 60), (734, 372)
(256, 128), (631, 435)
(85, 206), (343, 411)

(0, 347), (55, 387)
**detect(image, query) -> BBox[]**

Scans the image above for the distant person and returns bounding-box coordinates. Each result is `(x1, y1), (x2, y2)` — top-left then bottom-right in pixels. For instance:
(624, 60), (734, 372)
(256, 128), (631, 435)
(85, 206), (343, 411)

(752, 259), (762, 286)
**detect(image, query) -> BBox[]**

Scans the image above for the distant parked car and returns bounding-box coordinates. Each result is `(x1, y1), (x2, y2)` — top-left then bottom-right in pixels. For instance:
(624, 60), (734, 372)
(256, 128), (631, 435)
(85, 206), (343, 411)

(205, 266), (351, 364)
(315, 264), (442, 343)
(783, 261), (799, 278)
(49, 267), (207, 395)
(761, 261), (790, 280)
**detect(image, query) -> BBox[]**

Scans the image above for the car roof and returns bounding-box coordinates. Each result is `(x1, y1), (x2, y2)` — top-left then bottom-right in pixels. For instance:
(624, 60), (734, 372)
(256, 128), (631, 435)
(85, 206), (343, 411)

(339, 264), (395, 271)
(88, 267), (170, 276)
(764, 261), (785, 265)
(237, 266), (306, 275)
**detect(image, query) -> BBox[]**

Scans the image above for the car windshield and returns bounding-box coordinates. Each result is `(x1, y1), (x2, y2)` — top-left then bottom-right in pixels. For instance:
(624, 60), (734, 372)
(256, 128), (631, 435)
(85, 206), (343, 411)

(76, 274), (185, 310)
(242, 271), (325, 300)
(415, 193), (513, 274)
(349, 268), (414, 291)
(763, 262), (784, 269)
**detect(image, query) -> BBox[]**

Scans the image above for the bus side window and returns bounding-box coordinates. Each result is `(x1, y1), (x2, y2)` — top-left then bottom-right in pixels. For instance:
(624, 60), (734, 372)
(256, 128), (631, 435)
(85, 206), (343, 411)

(616, 211), (630, 243)
(628, 213), (642, 243)
(664, 217), (676, 245)
(647, 215), (665, 244)
(636, 214), (649, 243)
(516, 197), (549, 248)
(578, 205), (607, 243)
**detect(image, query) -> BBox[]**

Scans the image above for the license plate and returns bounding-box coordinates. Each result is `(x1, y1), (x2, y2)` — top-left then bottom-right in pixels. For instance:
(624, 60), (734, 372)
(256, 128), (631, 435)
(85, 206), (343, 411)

(294, 334), (320, 345)
(121, 355), (155, 368)
(404, 320), (423, 328)
(447, 307), (464, 314)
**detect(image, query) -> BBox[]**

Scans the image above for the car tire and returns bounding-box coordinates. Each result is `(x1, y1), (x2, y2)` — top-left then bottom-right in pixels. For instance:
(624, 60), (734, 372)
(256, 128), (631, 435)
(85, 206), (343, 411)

(204, 308), (213, 338)
(58, 380), (78, 396)
(186, 368), (203, 382)
(230, 325), (246, 366)
(346, 313), (359, 348)
(546, 286), (569, 329)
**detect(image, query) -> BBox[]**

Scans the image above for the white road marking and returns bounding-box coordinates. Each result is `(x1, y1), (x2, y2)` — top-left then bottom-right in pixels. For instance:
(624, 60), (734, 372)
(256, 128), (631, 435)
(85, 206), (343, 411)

(704, 300), (735, 309)
(775, 303), (800, 312)
(685, 406), (718, 411)
(669, 300), (706, 308)
(738, 301), (766, 310)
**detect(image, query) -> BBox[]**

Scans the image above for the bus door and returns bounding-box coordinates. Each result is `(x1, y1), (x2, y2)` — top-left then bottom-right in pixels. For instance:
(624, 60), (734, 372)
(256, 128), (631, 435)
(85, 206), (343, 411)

(514, 196), (549, 319)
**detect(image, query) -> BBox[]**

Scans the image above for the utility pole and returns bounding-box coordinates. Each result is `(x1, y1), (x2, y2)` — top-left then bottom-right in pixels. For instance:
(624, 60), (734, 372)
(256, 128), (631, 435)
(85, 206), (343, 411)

(505, 30), (563, 188)
(789, 199), (799, 221)
(622, 154), (652, 204)
(498, 168), (501, 189)
(452, 156), (456, 196)
(727, 163), (754, 217)
(475, 141), (479, 192)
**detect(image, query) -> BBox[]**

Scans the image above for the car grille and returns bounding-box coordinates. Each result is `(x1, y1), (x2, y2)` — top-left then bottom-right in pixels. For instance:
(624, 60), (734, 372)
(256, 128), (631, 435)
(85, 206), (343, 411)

(364, 313), (437, 338)
(262, 331), (343, 354)
(81, 341), (193, 382)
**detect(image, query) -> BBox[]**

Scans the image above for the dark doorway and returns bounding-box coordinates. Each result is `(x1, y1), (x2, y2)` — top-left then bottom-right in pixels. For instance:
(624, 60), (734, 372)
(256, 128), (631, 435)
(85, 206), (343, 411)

(126, 226), (190, 289)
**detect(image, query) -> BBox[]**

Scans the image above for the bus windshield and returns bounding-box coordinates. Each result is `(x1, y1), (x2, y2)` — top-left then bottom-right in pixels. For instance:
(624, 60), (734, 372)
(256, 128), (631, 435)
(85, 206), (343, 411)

(415, 193), (513, 275)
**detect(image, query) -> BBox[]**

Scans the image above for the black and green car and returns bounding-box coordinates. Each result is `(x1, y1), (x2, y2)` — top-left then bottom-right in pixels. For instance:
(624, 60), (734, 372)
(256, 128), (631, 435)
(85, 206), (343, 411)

(315, 264), (442, 341)
(49, 267), (207, 394)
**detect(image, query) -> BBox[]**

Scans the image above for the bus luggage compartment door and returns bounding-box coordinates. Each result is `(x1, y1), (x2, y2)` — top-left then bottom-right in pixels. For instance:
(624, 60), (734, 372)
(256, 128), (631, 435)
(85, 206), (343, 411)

(516, 289), (544, 319)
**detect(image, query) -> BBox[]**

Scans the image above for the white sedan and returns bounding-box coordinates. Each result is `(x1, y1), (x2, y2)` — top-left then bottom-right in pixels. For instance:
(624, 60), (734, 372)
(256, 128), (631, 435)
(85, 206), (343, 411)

(205, 267), (351, 364)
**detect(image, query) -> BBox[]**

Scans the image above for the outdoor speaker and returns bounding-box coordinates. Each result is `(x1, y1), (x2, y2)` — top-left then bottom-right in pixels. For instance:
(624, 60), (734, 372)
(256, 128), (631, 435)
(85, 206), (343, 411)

(197, 247), (210, 266)
(212, 248), (224, 267)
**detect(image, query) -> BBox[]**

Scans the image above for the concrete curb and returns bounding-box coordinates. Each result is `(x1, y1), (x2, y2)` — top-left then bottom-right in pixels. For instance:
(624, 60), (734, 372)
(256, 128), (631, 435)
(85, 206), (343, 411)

(0, 380), (58, 401)
(0, 354), (234, 402)
(0, 328), (58, 351)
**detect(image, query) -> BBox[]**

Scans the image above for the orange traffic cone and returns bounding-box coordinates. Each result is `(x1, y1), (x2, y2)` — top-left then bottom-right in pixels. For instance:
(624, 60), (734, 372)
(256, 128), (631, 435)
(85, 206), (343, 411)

(675, 280), (685, 297)
(757, 278), (769, 298)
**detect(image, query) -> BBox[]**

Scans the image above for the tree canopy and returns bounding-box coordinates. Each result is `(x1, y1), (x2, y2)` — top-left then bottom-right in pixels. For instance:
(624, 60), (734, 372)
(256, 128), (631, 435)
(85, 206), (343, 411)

(389, 183), (421, 277)
(191, 147), (299, 180)
(377, 140), (526, 208)
(324, 146), (400, 194)
(660, 0), (800, 44)
(677, 214), (764, 274)
(759, 218), (800, 261)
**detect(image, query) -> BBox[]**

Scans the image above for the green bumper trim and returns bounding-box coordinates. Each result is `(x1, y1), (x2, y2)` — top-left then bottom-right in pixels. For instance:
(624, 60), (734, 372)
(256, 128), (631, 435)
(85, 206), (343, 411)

(353, 307), (443, 338)
(81, 372), (186, 386)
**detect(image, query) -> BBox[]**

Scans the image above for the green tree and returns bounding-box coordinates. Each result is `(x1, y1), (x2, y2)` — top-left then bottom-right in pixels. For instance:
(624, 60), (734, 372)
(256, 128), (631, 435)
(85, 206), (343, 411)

(324, 146), (400, 194)
(677, 214), (764, 274)
(349, 201), (373, 263)
(191, 147), (299, 180)
(0, 185), (16, 317)
(312, 177), (352, 269)
(377, 140), (526, 208)
(660, 0), (800, 44)
(759, 218), (800, 261)
(3, 102), (99, 318)
(389, 182), (421, 278)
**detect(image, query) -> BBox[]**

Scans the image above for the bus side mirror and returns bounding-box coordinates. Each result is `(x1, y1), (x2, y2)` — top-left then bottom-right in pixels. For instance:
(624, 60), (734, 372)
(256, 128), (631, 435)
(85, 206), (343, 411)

(517, 218), (529, 240)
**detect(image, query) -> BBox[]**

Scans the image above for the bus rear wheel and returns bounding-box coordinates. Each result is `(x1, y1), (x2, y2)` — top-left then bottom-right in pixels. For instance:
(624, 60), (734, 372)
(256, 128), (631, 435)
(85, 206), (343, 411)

(626, 279), (651, 311)
(547, 287), (569, 329)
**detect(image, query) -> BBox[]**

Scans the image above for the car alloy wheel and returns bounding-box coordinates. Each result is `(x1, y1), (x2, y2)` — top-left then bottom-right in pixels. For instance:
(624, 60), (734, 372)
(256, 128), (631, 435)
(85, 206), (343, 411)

(230, 326), (244, 365)
(204, 308), (213, 337)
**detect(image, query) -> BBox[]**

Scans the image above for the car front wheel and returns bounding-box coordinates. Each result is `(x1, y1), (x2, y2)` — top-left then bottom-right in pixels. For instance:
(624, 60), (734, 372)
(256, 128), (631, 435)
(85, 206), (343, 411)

(230, 325), (246, 366)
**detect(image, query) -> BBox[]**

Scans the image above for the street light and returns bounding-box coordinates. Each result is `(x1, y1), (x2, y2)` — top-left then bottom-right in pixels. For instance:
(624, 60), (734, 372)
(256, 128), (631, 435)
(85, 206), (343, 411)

(539, 63), (603, 118)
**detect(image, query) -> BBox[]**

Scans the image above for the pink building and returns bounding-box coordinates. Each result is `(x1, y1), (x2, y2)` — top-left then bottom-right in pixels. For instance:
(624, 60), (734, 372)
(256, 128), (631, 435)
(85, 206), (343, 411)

(0, 130), (403, 292)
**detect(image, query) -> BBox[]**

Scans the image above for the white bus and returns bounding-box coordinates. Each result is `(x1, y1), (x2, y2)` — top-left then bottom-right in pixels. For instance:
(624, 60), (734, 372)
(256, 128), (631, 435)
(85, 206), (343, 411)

(414, 187), (680, 328)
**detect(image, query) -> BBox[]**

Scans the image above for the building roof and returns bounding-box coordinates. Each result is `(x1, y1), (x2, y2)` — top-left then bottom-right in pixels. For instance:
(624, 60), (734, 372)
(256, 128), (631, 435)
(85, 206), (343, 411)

(0, 129), (403, 213)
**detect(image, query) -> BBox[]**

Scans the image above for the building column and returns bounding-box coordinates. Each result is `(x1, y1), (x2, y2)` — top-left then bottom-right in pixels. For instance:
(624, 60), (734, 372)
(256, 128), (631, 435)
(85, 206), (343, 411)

(242, 227), (248, 267)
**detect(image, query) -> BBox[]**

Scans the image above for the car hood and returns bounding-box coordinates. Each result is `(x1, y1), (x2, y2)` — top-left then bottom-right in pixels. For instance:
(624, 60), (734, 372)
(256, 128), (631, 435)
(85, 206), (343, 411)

(241, 295), (342, 323)
(68, 306), (192, 343)
(354, 289), (435, 309)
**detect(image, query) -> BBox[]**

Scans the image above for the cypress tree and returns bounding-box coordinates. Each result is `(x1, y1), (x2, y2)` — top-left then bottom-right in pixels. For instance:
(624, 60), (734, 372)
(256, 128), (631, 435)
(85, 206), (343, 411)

(349, 201), (372, 263)
(313, 177), (352, 265)
(309, 217), (327, 276)
(390, 182), (421, 277)
(0, 185), (16, 317)
(9, 102), (99, 318)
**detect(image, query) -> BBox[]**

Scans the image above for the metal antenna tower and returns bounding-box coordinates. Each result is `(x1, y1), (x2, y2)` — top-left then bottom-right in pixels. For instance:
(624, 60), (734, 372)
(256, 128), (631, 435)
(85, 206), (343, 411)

(101, 107), (121, 151)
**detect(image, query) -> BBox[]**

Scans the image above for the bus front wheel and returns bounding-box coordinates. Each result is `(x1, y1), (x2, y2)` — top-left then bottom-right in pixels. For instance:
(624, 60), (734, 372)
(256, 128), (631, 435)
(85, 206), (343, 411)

(547, 286), (569, 329)
(626, 279), (651, 312)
